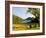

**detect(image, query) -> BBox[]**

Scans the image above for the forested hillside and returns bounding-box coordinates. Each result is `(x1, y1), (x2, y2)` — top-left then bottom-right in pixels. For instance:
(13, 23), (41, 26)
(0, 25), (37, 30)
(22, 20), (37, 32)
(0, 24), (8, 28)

(12, 15), (23, 24)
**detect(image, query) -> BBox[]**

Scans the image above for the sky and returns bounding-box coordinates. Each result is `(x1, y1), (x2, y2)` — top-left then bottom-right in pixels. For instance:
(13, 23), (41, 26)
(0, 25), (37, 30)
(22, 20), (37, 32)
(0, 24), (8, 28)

(12, 7), (35, 19)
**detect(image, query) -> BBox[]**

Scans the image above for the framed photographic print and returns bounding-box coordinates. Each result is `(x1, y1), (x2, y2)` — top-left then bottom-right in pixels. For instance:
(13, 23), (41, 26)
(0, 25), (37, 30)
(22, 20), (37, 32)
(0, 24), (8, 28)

(5, 1), (45, 37)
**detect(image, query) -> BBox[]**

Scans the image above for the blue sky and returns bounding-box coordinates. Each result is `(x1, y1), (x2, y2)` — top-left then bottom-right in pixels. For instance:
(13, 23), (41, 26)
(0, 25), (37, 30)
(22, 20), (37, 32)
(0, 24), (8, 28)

(12, 7), (35, 19)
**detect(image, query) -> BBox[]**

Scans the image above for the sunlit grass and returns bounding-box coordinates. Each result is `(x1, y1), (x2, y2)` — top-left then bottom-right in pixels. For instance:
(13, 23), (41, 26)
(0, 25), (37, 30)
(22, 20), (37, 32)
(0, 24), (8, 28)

(12, 23), (40, 31)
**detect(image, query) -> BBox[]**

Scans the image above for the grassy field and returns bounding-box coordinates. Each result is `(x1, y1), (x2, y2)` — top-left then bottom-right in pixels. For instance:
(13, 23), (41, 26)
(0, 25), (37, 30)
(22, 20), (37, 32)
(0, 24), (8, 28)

(12, 23), (40, 31)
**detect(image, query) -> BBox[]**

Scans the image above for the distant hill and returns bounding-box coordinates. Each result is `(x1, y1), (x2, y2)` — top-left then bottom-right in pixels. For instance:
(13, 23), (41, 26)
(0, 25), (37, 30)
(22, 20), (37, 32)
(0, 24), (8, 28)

(18, 17), (33, 23)
(25, 17), (34, 20)
(18, 17), (39, 24)
(13, 15), (39, 24)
